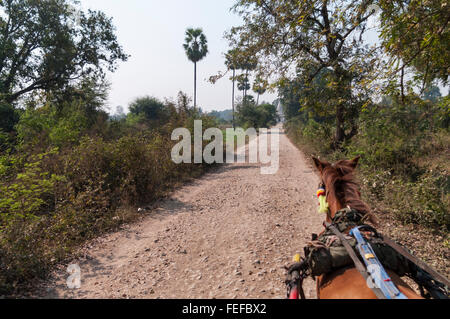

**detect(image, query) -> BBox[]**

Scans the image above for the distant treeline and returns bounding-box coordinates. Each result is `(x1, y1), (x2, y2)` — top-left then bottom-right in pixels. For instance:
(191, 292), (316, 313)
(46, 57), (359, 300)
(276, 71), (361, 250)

(208, 109), (233, 123)
(208, 96), (279, 129)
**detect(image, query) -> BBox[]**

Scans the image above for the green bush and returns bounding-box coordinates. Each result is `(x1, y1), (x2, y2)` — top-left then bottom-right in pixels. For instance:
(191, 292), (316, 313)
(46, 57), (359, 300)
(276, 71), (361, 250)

(0, 130), (14, 154)
(389, 172), (449, 229)
(16, 101), (93, 150)
(236, 102), (279, 129)
(285, 117), (334, 155)
(15, 105), (55, 150)
(0, 103), (216, 294)
(0, 150), (63, 223)
(129, 96), (170, 127)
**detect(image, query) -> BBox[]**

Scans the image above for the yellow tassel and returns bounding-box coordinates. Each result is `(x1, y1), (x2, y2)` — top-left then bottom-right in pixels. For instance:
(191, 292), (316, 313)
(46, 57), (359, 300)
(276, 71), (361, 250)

(318, 194), (329, 214)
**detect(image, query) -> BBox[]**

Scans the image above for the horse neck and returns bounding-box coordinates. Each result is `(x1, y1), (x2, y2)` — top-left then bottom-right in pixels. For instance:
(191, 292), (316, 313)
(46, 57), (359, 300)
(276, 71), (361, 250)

(326, 194), (344, 223)
(322, 169), (362, 223)
(325, 178), (368, 224)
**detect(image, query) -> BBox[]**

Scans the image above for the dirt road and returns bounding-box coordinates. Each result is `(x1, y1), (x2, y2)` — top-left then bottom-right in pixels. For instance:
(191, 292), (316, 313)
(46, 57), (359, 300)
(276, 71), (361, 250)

(38, 128), (324, 299)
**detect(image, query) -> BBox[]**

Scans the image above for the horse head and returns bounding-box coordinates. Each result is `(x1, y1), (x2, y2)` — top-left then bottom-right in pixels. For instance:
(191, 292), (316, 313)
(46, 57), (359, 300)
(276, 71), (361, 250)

(312, 156), (377, 225)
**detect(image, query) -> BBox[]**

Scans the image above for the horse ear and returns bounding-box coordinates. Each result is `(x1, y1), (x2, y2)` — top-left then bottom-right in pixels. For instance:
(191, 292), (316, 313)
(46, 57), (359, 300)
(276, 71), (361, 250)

(349, 156), (361, 168)
(312, 157), (327, 173)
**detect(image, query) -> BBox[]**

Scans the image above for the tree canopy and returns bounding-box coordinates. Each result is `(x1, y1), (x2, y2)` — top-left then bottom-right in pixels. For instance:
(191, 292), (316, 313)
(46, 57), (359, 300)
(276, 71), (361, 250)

(227, 0), (378, 81)
(0, 0), (128, 104)
(227, 0), (379, 146)
(129, 96), (170, 126)
(183, 28), (208, 64)
(378, 0), (449, 90)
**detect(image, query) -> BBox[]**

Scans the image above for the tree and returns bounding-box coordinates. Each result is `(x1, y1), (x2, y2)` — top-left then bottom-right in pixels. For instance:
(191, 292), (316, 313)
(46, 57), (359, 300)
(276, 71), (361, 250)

(183, 28), (208, 109)
(0, 0), (128, 104)
(129, 96), (170, 127)
(278, 75), (307, 121)
(239, 57), (258, 100)
(227, 0), (379, 147)
(237, 75), (250, 100)
(225, 49), (241, 128)
(423, 85), (442, 103)
(378, 0), (449, 93)
(279, 66), (339, 141)
(47, 77), (110, 116)
(0, 101), (19, 133)
(224, 48), (258, 126)
(252, 77), (268, 105)
(236, 97), (278, 128)
(111, 105), (126, 121)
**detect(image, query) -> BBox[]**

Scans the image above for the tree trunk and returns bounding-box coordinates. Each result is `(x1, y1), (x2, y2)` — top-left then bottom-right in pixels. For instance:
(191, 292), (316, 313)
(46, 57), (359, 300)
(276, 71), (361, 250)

(244, 70), (249, 100)
(333, 67), (352, 149)
(400, 65), (405, 103)
(194, 62), (197, 109)
(232, 69), (236, 129)
(257, 93), (260, 105)
(334, 103), (345, 148)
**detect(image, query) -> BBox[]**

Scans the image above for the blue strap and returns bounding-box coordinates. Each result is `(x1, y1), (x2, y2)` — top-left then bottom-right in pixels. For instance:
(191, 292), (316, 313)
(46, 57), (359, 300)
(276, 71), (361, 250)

(350, 226), (408, 299)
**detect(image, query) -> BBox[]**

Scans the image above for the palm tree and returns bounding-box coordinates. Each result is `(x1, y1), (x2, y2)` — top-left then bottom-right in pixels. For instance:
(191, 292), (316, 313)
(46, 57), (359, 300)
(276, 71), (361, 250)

(225, 49), (240, 128)
(240, 58), (257, 100)
(183, 28), (208, 109)
(253, 77), (268, 105)
(237, 75), (250, 101)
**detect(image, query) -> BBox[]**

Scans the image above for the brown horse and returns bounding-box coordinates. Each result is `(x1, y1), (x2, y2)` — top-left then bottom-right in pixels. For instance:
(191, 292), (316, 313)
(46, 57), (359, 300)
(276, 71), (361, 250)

(312, 156), (422, 299)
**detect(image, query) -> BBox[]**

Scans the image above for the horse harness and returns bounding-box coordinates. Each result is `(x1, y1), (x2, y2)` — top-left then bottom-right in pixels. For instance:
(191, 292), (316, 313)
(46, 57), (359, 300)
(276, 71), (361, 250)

(286, 206), (450, 299)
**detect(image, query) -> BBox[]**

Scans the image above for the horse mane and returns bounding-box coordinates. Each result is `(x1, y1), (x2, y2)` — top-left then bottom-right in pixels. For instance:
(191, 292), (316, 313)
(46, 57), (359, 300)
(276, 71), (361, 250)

(323, 160), (377, 225)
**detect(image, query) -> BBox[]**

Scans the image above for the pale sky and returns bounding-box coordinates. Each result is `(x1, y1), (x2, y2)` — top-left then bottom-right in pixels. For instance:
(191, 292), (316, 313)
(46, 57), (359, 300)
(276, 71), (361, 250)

(80, 0), (278, 114)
